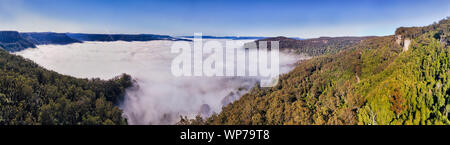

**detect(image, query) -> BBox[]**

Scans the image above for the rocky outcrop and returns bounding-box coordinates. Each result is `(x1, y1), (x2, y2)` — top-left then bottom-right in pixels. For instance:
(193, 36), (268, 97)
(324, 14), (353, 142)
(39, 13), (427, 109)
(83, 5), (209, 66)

(403, 39), (411, 52)
(395, 35), (402, 45)
(395, 35), (411, 52)
(0, 31), (36, 52)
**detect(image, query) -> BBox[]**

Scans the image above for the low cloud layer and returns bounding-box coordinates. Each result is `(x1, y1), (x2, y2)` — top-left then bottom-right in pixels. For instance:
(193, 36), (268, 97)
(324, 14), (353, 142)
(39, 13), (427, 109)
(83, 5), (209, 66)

(15, 40), (308, 124)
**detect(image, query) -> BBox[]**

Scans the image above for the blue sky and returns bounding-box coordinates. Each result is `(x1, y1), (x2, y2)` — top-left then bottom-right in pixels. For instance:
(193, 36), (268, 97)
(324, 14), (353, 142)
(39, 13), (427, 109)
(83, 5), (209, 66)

(0, 0), (449, 38)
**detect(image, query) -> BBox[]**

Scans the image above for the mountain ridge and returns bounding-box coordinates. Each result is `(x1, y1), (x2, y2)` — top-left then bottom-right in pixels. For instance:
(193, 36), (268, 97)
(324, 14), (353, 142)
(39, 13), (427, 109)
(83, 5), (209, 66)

(20, 32), (82, 45)
(253, 36), (373, 56)
(0, 31), (36, 52)
(180, 35), (303, 40)
(66, 33), (191, 42)
(0, 31), (191, 52)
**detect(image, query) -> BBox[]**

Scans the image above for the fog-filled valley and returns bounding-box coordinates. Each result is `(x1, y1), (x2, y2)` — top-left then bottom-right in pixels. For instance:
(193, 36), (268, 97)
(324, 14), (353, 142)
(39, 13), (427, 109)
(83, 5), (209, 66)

(14, 39), (308, 124)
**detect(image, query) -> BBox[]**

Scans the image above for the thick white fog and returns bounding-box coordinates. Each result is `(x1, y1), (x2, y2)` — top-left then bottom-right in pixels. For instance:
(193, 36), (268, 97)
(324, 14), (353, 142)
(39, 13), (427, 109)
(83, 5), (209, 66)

(15, 40), (309, 124)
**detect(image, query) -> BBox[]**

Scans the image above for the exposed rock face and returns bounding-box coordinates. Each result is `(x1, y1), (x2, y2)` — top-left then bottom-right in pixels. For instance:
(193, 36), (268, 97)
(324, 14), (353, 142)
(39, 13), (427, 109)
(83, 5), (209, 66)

(395, 35), (402, 45)
(20, 32), (82, 45)
(403, 39), (411, 52)
(0, 31), (36, 52)
(395, 34), (411, 52)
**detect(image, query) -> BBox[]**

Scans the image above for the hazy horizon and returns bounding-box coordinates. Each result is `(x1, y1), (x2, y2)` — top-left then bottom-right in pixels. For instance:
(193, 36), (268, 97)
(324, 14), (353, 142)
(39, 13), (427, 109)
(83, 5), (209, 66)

(1, 0), (449, 38)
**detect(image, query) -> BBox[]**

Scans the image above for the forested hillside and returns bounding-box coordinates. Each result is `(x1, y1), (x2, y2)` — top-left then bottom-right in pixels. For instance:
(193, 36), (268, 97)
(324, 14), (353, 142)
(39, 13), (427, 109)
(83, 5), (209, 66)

(0, 31), (36, 52)
(0, 48), (132, 125)
(255, 36), (370, 56)
(179, 18), (450, 125)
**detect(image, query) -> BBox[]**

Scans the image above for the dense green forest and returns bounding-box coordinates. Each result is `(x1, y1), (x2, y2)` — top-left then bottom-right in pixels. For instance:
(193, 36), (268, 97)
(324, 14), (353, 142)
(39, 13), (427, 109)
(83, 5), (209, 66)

(255, 36), (370, 56)
(179, 18), (450, 125)
(0, 47), (132, 125)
